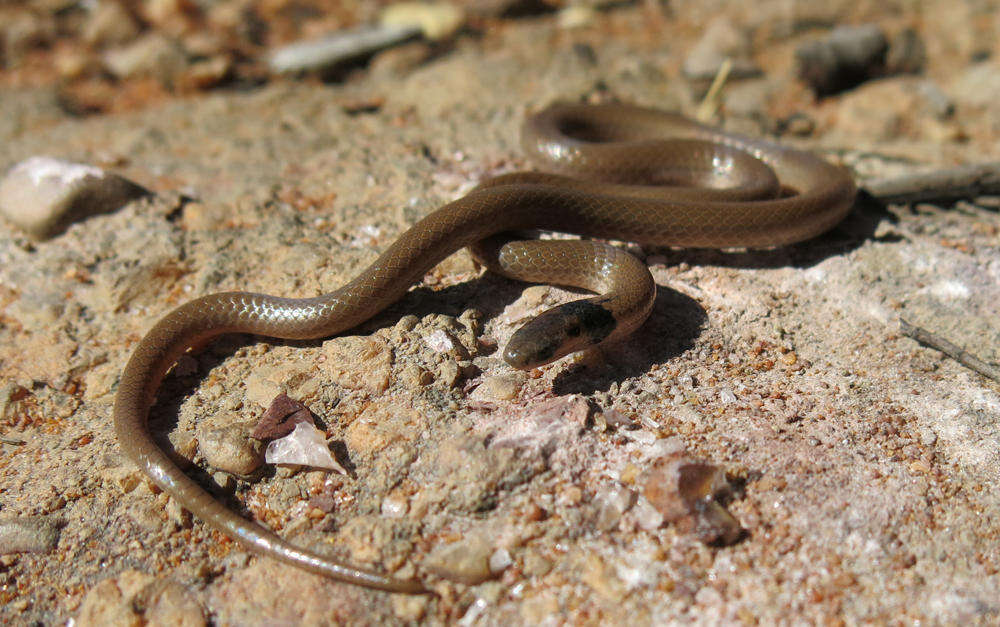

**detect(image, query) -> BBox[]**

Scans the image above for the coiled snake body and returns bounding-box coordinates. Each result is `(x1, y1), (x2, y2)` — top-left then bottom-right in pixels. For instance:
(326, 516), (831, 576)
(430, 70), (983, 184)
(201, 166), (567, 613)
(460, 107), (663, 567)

(113, 103), (856, 593)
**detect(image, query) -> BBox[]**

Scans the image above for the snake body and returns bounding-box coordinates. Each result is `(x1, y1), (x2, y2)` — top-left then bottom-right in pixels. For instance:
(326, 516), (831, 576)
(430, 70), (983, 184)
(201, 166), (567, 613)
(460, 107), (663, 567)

(113, 103), (855, 593)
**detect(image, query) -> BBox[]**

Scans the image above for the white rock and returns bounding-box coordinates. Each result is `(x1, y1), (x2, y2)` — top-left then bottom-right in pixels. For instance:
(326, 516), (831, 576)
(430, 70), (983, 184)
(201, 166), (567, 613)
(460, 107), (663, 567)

(265, 422), (347, 474)
(380, 2), (464, 41)
(0, 157), (147, 239)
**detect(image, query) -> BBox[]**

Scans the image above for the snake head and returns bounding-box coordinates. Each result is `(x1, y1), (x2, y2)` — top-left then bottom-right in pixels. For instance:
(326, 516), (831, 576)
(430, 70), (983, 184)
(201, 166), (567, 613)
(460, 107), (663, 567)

(503, 298), (617, 370)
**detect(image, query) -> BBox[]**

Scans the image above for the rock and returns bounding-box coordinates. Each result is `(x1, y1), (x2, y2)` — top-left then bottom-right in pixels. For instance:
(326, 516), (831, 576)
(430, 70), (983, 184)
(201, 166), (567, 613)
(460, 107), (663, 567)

(322, 336), (393, 394)
(103, 33), (189, 81)
(630, 495), (665, 531)
(379, 2), (465, 41)
(487, 395), (591, 454)
(251, 393), (315, 440)
(380, 492), (409, 518)
(425, 534), (494, 584)
(197, 423), (263, 476)
(682, 17), (761, 81)
(264, 422), (348, 474)
(399, 363), (433, 387)
(137, 579), (206, 626)
(0, 383), (28, 423)
(268, 25), (421, 75)
(470, 374), (523, 402)
(0, 516), (62, 554)
(489, 548), (513, 573)
(557, 5), (596, 29)
(641, 456), (742, 545)
(76, 578), (143, 627)
(83, 1), (141, 48)
(77, 573), (204, 627)
(833, 78), (962, 144)
(0, 157), (148, 240)
(593, 485), (635, 531)
(182, 55), (232, 90)
(795, 24), (888, 96)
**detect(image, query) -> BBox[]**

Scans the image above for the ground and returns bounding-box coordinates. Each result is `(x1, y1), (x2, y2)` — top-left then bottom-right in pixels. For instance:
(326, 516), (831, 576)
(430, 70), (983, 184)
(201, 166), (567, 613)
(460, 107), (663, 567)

(0, 0), (998, 624)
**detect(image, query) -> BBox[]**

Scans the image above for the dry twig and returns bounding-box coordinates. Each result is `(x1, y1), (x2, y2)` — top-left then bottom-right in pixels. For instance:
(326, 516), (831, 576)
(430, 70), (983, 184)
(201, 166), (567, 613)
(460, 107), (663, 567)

(899, 318), (1000, 383)
(866, 162), (1000, 204)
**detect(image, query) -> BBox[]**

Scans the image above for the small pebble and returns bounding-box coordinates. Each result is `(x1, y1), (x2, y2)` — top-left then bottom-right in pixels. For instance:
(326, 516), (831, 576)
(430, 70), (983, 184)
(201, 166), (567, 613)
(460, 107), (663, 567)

(488, 548), (513, 573)
(139, 580), (207, 627)
(380, 492), (409, 518)
(268, 24), (420, 74)
(0, 157), (148, 240)
(795, 24), (888, 96)
(425, 329), (456, 353)
(251, 393), (314, 440)
(641, 456), (742, 545)
(631, 496), (665, 531)
(197, 423), (263, 476)
(0, 516), (62, 554)
(379, 2), (465, 41)
(103, 32), (189, 81)
(521, 551), (553, 578)
(265, 422), (347, 474)
(470, 374), (523, 402)
(425, 535), (494, 584)
(593, 486), (635, 531)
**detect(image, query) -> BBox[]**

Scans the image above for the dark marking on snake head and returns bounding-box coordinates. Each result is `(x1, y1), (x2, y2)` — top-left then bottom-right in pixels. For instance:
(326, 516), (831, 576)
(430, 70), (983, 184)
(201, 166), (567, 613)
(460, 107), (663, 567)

(504, 299), (617, 369)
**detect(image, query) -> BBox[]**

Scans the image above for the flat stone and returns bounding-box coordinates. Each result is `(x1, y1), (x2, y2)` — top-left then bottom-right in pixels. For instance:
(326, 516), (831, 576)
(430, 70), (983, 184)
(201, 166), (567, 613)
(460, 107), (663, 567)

(0, 157), (148, 240)
(0, 516), (62, 554)
(425, 535), (494, 584)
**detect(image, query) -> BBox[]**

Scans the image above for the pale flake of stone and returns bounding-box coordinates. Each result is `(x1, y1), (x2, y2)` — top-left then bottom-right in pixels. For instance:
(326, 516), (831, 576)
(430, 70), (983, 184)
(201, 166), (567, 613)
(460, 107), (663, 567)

(425, 328), (455, 352)
(264, 422), (347, 475)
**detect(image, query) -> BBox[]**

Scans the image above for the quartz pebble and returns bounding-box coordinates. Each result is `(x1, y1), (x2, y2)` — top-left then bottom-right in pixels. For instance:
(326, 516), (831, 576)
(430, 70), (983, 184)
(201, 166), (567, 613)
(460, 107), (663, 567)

(265, 422), (347, 474)
(0, 157), (148, 239)
(641, 455), (742, 545)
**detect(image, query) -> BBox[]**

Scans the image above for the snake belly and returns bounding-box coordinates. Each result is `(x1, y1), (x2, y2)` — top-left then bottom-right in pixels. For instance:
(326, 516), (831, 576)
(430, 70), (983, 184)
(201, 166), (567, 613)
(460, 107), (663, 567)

(112, 102), (856, 593)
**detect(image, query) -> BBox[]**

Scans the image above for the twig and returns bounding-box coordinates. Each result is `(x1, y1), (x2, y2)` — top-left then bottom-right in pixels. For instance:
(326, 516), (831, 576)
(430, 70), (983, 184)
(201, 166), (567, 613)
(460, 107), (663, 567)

(695, 58), (732, 123)
(866, 162), (1000, 204)
(899, 318), (1000, 383)
(268, 24), (421, 74)
(0, 437), (26, 446)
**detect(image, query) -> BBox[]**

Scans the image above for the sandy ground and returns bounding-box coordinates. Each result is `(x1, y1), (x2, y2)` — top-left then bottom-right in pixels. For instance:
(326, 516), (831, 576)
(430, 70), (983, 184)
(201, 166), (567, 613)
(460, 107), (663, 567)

(1, 0), (999, 624)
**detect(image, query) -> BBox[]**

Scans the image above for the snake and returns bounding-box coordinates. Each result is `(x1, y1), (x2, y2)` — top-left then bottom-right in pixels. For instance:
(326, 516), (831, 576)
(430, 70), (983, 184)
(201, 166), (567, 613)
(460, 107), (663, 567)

(112, 102), (856, 593)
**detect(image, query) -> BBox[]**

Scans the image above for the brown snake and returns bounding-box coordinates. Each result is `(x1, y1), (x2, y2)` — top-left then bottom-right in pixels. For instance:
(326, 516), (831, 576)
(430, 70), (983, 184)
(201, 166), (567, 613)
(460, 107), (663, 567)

(113, 102), (856, 593)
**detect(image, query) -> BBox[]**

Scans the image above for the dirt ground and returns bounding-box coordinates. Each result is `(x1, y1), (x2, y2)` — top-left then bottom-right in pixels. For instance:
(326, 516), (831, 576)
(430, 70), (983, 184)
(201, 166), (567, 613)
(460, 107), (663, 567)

(1, 0), (998, 624)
